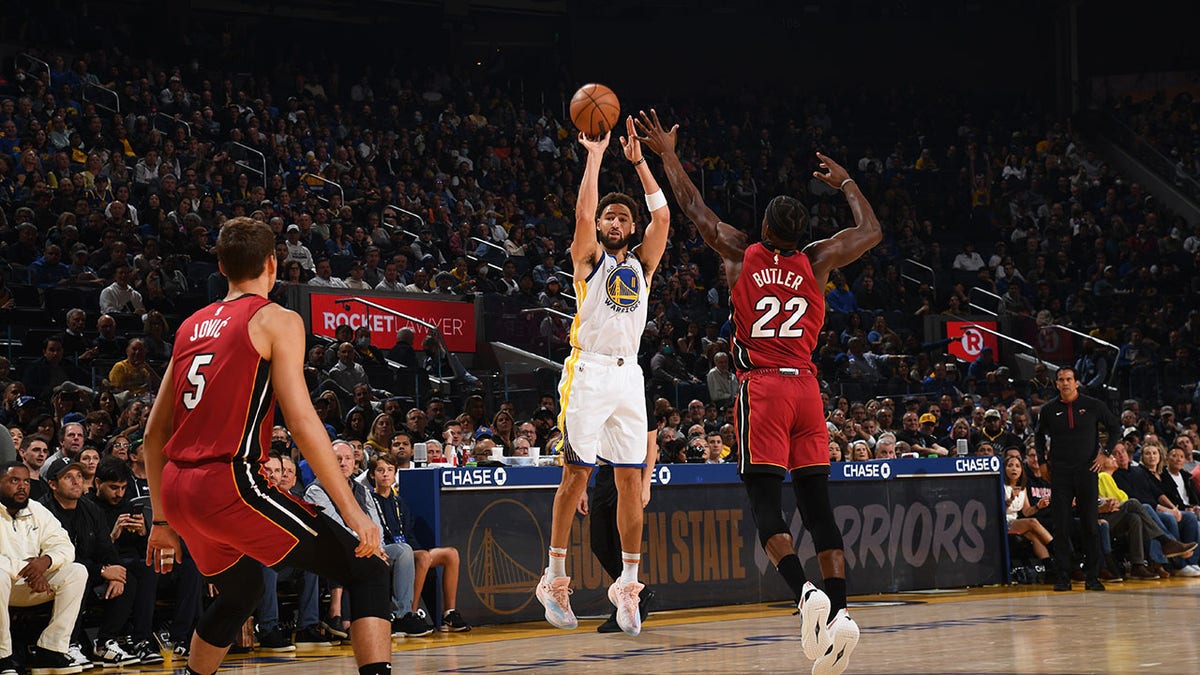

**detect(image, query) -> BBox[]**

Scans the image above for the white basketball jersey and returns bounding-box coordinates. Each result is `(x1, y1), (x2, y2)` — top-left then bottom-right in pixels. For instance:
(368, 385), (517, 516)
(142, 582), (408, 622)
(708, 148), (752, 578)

(569, 251), (650, 357)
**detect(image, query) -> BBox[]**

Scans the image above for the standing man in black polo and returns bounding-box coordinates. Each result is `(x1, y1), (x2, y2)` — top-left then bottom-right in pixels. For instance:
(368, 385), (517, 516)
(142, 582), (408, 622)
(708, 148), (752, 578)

(1034, 366), (1121, 592)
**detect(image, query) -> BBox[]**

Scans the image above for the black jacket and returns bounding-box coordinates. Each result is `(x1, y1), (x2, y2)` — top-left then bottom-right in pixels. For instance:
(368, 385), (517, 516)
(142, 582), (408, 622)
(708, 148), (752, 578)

(1034, 393), (1120, 472)
(39, 493), (121, 578)
(1160, 469), (1200, 510)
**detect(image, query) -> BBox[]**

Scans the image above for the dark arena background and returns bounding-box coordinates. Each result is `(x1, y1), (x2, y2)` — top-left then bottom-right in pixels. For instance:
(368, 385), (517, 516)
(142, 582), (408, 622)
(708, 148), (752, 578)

(2, 1), (1200, 673)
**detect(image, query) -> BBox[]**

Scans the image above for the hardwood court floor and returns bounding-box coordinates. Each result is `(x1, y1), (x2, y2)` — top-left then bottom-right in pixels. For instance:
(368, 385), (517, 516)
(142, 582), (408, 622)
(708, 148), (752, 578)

(123, 578), (1200, 674)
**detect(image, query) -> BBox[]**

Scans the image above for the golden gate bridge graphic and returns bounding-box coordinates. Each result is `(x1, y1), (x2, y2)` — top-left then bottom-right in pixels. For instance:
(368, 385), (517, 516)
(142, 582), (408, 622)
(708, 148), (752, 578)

(467, 498), (545, 615)
(469, 529), (542, 613)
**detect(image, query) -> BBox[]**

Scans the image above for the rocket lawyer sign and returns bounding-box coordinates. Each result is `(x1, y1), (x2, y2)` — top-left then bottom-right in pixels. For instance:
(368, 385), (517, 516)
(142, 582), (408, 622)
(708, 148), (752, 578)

(308, 291), (477, 352)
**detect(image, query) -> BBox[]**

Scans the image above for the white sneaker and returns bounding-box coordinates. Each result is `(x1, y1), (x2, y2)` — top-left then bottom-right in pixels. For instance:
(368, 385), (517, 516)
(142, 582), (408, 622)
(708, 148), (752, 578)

(607, 579), (645, 636)
(1177, 564), (1200, 577)
(811, 609), (860, 675)
(799, 582), (832, 660)
(92, 639), (139, 667)
(535, 569), (578, 629)
(66, 644), (94, 671)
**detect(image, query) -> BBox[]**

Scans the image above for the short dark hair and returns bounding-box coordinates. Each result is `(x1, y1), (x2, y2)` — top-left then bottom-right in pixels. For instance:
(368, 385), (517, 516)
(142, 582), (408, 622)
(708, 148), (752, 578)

(595, 192), (638, 222)
(216, 216), (275, 281)
(368, 453), (399, 473)
(95, 456), (132, 484)
(763, 195), (809, 246)
(1, 460), (27, 475)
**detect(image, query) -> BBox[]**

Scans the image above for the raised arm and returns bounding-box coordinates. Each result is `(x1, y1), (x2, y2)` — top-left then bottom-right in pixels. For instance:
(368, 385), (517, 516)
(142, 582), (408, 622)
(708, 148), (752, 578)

(635, 109), (748, 270)
(805, 152), (883, 283)
(620, 115), (669, 277)
(571, 130), (610, 278)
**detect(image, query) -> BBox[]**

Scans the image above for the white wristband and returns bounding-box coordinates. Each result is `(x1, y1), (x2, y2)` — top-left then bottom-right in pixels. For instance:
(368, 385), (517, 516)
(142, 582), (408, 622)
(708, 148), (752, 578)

(645, 190), (667, 212)
(839, 178), (855, 190)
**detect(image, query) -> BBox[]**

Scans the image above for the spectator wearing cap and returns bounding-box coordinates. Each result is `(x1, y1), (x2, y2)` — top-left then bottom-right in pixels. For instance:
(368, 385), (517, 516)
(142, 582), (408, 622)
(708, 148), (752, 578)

(897, 412), (948, 456)
(0, 459), (90, 675)
(344, 260), (372, 290)
(39, 456), (144, 665)
(972, 408), (1022, 453)
(431, 271), (459, 294)
(1156, 406), (1182, 448)
(411, 228), (445, 266)
(537, 275), (570, 309)
(967, 347), (999, 383)
(66, 245), (104, 287)
(532, 253), (561, 289)
(284, 223), (316, 272)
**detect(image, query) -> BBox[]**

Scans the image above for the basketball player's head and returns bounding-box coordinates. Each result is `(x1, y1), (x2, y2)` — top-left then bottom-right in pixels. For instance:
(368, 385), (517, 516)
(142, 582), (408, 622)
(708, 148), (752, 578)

(761, 195), (808, 251)
(595, 192), (639, 252)
(217, 216), (277, 282)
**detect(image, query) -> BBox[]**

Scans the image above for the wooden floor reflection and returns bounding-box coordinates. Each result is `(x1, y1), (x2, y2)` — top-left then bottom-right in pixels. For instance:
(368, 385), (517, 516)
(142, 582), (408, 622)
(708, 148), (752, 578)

(121, 579), (1200, 674)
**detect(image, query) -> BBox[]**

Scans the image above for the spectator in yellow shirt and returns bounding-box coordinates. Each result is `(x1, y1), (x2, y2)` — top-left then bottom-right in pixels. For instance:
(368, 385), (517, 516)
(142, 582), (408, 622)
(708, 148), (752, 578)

(107, 339), (160, 397)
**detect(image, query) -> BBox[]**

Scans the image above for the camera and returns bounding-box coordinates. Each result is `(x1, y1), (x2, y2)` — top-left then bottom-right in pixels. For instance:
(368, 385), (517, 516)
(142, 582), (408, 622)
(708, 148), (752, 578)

(270, 440), (290, 455)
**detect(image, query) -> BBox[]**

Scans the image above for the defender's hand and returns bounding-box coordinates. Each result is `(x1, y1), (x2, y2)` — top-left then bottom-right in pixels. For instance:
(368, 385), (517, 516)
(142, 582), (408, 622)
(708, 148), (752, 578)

(633, 109), (679, 157)
(812, 152), (851, 189)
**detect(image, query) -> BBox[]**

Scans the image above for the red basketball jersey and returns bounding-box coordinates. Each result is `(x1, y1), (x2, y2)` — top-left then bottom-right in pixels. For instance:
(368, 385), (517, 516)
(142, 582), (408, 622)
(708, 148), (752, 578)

(730, 243), (825, 373)
(164, 294), (274, 464)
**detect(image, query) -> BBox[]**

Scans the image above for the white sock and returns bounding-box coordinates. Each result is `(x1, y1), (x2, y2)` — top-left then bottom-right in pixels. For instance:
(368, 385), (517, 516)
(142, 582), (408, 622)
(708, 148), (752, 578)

(620, 552), (640, 584)
(548, 547), (568, 579)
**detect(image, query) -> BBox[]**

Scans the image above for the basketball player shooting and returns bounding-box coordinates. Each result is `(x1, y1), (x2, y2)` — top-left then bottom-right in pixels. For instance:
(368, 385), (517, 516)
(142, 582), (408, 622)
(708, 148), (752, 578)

(535, 116), (669, 636)
(635, 109), (881, 675)
(141, 217), (393, 675)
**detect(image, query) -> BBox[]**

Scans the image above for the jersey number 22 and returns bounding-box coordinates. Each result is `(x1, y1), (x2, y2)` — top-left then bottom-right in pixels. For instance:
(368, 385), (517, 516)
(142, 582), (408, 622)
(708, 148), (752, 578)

(749, 296), (809, 338)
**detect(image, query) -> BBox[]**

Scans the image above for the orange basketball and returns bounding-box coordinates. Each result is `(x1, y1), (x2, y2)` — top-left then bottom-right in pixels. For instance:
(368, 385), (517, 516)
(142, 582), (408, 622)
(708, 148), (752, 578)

(569, 83), (620, 139)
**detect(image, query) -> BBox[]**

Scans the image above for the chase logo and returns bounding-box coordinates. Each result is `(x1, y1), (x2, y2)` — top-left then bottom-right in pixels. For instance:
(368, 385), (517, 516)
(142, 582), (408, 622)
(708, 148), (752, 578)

(604, 265), (641, 312)
(442, 467), (508, 488)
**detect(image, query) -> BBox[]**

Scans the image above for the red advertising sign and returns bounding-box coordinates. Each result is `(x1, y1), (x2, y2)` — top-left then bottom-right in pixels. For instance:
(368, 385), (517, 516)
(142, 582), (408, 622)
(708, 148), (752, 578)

(945, 321), (999, 362)
(309, 292), (477, 352)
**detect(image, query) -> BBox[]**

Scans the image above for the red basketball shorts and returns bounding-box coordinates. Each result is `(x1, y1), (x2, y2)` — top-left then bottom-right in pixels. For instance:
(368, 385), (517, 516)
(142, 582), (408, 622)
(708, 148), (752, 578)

(161, 457), (320, 577)
(734, 367), (830, 477)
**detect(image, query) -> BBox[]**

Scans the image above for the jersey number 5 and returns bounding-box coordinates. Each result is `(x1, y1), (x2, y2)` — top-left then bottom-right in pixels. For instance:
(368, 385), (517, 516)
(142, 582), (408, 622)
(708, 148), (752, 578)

(182, 354), (214, 410)
(749, 296), (809, 338)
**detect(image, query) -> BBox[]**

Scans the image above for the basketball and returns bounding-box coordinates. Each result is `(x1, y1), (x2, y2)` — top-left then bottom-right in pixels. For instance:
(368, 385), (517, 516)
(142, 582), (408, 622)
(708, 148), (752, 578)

(570, 83), (620, 139)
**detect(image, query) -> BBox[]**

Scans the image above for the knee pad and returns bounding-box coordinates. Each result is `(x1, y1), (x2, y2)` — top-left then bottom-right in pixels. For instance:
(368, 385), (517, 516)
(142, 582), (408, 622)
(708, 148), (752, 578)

(197, 561), (265, 647)
(346, 554), (391, 621)
(792, 473), (843, 553)
(744, 473), (788, 548)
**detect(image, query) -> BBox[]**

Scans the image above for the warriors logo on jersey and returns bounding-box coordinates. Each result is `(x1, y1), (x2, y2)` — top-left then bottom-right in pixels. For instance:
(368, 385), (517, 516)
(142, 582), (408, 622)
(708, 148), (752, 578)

(605, 265), (641, 313)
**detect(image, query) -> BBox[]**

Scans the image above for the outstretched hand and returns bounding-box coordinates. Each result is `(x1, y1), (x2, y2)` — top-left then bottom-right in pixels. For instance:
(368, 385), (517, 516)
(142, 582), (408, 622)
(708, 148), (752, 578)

(578, 129), (611, 156)
(811, 151), (851, 190)
(619, 116), (642, 164)
(633, 109), (679, 157)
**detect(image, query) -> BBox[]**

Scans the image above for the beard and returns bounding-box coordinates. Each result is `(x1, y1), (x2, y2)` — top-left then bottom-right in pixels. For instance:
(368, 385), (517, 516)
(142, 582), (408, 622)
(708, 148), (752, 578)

(600, 231), (631, 252)
(0, 491), (28, 511)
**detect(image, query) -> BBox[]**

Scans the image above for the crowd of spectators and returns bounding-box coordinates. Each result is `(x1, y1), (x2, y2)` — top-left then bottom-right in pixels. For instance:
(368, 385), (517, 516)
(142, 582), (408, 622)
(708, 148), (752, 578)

(1, 11), (1200, 662)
